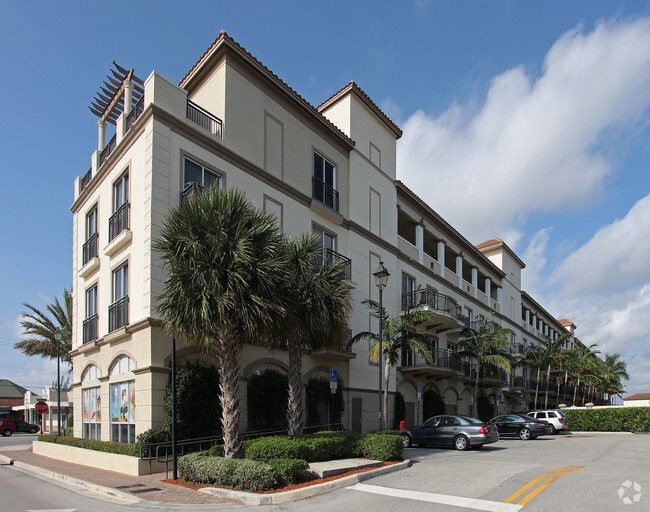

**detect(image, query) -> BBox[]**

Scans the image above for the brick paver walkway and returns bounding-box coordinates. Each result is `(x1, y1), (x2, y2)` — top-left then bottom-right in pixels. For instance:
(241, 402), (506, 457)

(1, 449), (233, 505)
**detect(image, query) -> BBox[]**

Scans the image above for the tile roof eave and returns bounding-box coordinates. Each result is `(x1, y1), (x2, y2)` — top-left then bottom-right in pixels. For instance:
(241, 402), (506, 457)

(180, 31), (355, 150)
(318, 81), (403, 139)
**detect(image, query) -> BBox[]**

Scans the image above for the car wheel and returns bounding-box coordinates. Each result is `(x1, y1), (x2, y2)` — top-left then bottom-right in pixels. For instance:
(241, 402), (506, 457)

(29, 427), (38, 434)
(519, 428), (532, 440)
(3, 429), (13, 437)
(454, 435), (469, 451)
(402, 434), (412, 448)
(548, 425), (557, 435)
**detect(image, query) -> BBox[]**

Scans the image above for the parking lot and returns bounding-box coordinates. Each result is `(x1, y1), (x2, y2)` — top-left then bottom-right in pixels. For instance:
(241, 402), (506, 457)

(302, 432), (650, 512)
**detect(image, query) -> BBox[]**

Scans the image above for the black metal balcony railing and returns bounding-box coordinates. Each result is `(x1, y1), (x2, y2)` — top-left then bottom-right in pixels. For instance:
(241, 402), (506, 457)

(324, 248), (351, 280)
(81, 168), (93, 191)
(99, 134), (117, 166)
(401, 347), (471, 376)
(108, 202), (129, 242)
(125, 97), (144, 132)
(401, 289), (464, 323)
(312, 177), (339, 212)
(108, 296), (129, 332)
(83, 315), (98, 344)
(82, 233), (98, 266)
(516, 343), (525, 354)
(187, 100), (223, 138)
(513, 376), (524, 388)
(469, 318), (503, 333)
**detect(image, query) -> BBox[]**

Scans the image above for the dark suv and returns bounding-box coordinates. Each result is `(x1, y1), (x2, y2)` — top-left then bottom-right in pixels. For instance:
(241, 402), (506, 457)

(13, 419), (40, 434)
(0, 418), (16, 436)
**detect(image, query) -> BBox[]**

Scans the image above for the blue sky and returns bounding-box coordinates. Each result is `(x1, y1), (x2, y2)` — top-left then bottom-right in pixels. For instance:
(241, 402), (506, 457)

(1, 1), (649, 396)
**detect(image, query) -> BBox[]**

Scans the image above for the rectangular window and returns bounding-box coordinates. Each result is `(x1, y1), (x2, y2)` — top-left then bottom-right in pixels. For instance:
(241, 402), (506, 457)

(82, 387), (101, 440)
(109, 172), (129, 241)
(401, 273), (415, 309)
(83, 206), (98, 264)
(313, 152), (338, 211)
(83, 286), (98, 344)
(110, 381), (135, 443)
(182, 157), (221, 201)
(109, 264), (128, 331)
(313, 226), (351, 279)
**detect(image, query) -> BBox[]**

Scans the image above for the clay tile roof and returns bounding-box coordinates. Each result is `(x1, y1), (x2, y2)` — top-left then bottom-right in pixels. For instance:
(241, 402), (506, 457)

(179, 30), (355, 148)
(557, 318), (575, 326)
(318, 81), (403, 138)
(475, 238), (504, 250)
(623, 393), (650, 401)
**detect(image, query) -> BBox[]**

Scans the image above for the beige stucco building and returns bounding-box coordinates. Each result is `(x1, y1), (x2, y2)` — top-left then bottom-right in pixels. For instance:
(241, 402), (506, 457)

(70, 31), (578, 442)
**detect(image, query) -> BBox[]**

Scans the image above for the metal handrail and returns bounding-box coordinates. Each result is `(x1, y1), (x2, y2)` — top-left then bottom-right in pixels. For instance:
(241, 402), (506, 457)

(325, 248), (351, 280)
(82, 233), (98, 265)
(99, 134), (117, 166)
(125, 97), (144, 132)
(81, 168), (92, 190)
(401, 289), (462, 320)
(82, 315), (98, 344)
(108, 202), (129, 242)
(187, 100), (223, 137)
(312, 176), (339, 212)
(108, 296), (129, 332)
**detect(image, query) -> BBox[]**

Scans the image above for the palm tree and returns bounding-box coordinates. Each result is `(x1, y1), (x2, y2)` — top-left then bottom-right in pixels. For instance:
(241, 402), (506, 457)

(350, 301), (434, 431)
(565, 343), (601, 406)
(155, 186), (288, 458)
(16, 288), (72, 365)
(458, 312), (514, 418)
(541, 334), (570, 409)
(279, 234), (352, 435)
(600, 353), (629, 404)
(520, 345), (547, 409)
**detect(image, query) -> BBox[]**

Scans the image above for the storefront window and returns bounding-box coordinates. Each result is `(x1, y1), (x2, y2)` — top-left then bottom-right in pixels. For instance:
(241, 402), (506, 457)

(110, 381), (135, 443)
(82, 387), (101, 440)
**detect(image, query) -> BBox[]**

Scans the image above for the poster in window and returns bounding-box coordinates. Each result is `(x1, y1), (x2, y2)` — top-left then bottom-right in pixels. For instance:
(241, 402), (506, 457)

(111, 384), (119, 423)
(83, 389), (89, 422)
(120, 383), (128, 423)
(128, 382), (135, 423)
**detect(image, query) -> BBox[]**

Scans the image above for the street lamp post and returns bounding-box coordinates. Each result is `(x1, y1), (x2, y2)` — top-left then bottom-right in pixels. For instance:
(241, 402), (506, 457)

(373, 262), (390, 433)
(171, 334), (177, 480)
(54, 328), (62, 437)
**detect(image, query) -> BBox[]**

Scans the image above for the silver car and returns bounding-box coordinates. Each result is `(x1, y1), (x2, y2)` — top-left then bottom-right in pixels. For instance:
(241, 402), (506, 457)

(399, 414), (499, 451)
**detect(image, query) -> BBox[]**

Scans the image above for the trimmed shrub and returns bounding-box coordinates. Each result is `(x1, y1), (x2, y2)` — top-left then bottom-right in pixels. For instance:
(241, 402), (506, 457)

(136, 426), (171, 457)
(178, 452), (277, 491)
(208, 443), (225, 457)
(266, 458), (309, 485)
(37, 434), (139, 456)
(563, 407), (650, 432)
(355, 433), (403, 461)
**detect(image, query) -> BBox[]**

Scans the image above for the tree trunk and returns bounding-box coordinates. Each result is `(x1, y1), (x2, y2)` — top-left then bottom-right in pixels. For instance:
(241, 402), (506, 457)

(534, 367), (540, 409)
(383, 357), (391, 431)
(286, 336), (303, 435)
(473, 366), (480, 418)
(217, 332), (242, 459)
(573, 377), (579, 406)
(544, 364), (551, 409)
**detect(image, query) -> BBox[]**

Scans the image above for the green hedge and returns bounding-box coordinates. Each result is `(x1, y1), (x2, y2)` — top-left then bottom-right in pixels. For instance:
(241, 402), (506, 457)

(178, 452), (277, 492)
(37, 435), (139, 456)
(244, 432), (403, 462)
(563, 407), (650, 432)
(266, 458), (309, 485)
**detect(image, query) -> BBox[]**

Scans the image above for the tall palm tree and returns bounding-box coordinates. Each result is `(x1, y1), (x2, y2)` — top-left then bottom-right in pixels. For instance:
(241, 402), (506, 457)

(600, 353), (629, 404)
(565, 343), (600, 406)
(350, 301), (434, 431)
(541, 334), (570, 409)
(16, 288), (72, 365)
(520, 345), (547, 409)
(155, 186), (288, 458)
(457, 312), (514, 417)
(278, 234), (352, 435)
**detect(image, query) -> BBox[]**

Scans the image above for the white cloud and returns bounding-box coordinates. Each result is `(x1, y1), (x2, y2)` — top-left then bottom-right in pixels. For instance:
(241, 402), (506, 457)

(550, 194), (650, 295)
(520, 227), (552, 295)
(397, 17), (650, 244)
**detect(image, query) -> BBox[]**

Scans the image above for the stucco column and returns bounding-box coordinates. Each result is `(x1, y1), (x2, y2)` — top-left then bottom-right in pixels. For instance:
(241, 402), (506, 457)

(485, 278), (491, 302)
(496, 286), (502, 306)
(124, 80), (133, 116)
(438, 241), (445, 278)
(525, 308), (530, 329)
(456, 255), (463, 280)
(471, 267), (478, 298)
(415, 223), (424, 265)
(98, 119), (106, 152)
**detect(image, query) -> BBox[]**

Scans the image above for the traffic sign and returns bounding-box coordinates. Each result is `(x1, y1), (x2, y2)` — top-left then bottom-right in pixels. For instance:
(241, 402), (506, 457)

(35, 401), (48, 414)
(417, 382), (422, 393)
(330, 368), (338, 382)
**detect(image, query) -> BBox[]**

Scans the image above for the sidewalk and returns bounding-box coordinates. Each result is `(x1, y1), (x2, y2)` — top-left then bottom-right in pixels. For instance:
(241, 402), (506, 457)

(0, 449), (233, 506)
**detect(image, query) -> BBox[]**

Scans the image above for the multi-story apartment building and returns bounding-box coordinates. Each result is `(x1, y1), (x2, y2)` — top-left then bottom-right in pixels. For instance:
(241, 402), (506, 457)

(69, 31), (577, 441)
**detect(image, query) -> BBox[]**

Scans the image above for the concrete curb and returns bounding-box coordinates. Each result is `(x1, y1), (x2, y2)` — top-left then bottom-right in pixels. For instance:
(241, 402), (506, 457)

(567, 431), (634, 436)
(0, 452), (141, 504)
(199, 459), (412, 505)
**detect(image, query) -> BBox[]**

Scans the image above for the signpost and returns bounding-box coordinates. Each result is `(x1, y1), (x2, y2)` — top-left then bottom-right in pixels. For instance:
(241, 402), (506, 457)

(329, 369), (338, 430)
(35, 401), (48, 414)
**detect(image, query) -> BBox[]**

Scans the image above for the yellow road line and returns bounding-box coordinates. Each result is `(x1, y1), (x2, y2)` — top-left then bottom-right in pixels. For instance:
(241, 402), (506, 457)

(503, 466), (577, 503)
(516, 466), (584, 506)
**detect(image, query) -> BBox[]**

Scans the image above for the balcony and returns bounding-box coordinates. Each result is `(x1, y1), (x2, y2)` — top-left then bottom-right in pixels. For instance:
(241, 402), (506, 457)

(400, 348), (472, 378)
(125, 97), (144, 132)
(325, 248), (351, 280)
(108, 202), (129, 242)
(108, 296), (129, 332)
(401, 289), (467, 333)
(512, 376), (525, 389)
(81, 168), (93, 191)
(99, 134), (117, 167)
(82, 233), (98, 266)
(468, 318), (503, 333)
(83, 315), (98, 344)
(187, 100), (223, 137)
(311, 330), (356, 360)
(312, 177), (339, 212)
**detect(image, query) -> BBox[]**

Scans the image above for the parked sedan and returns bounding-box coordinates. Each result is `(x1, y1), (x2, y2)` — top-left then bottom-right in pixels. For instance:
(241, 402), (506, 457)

(489, 414), (549, 440)
(399, 414), (499, 451)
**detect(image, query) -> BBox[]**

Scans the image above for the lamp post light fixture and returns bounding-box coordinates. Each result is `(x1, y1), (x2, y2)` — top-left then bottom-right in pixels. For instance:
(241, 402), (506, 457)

(54, 328), (62, 437)
(373, 261), (390, 433)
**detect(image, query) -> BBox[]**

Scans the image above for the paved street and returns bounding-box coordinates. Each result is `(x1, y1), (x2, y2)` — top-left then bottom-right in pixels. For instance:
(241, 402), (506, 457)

(0, 433), (648, 511)
(0, 432), (39, 451)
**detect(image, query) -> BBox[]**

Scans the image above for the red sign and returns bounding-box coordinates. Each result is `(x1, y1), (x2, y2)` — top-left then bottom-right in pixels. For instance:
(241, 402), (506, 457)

(35, 401), (48, 414)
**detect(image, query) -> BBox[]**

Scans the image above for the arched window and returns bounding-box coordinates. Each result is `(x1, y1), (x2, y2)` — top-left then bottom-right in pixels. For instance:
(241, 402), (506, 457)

(109, 355), (134, 375)
(82, 364), (100, 381)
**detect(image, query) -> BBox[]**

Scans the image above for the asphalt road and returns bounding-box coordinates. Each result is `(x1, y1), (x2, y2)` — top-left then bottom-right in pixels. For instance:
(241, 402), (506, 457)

(0, 432), (648, 511)
(0, 432), (39, 450)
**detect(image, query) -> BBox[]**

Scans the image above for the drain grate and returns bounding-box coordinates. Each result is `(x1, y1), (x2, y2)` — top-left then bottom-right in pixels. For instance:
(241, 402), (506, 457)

(129, 487), (162, 494)
(114, 483), (146, 489)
